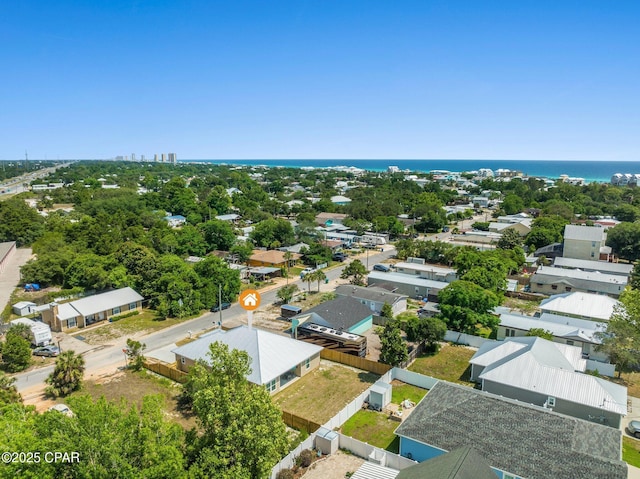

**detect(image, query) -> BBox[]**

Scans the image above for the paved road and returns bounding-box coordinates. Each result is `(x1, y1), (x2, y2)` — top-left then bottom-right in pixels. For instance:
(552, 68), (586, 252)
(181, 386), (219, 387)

(0, 162), (71, 196)
(15, 247), (396, 393)
(0, 247), (33, 314)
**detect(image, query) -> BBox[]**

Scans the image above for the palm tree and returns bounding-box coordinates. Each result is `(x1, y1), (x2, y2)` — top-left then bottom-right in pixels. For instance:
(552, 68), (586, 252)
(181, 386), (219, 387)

(313, 270), (327, 292)
(283, 250), (292, 285)
(45, 350), (85, 398)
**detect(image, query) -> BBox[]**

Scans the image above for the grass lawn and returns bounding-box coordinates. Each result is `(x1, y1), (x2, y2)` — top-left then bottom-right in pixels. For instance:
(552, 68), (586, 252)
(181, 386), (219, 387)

(623, 437), (640, 468)
(71, 369), (196, 430)
(391, 382), (428, 405)
(273, 361), (379, 424)
(341, 410), (400, 453)
(72, 309), (199, 345)
(612, 372), (640, 398)
(408, 343), (476, 386)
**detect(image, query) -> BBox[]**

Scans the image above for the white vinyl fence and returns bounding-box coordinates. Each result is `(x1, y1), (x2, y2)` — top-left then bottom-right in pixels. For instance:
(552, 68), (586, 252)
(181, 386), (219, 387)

(585, 359), (616, 377)
(444, 330), (495, 348)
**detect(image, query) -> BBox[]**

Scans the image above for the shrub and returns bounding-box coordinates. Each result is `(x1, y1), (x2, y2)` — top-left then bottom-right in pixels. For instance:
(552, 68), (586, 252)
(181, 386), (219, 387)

(298, 449), (314, 468)
(109, 310), (139, 322)
(276, 469), (294, 479)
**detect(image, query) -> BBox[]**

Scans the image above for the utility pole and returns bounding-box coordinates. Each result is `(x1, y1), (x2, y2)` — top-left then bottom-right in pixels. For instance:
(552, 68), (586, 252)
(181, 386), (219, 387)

(218, 283), (223, 328)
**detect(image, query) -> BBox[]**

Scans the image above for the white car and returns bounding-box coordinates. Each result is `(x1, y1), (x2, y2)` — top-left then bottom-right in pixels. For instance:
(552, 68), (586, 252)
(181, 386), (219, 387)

(300, 268), (315, 278)
(48, 404), (74, 417)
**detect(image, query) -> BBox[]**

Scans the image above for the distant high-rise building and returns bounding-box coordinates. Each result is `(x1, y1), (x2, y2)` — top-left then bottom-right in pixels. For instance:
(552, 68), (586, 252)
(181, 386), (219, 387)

(154, 154), (158, 162)
(141, 154), (145, 161)
(131, 153), (136, 161)
(161, 153), (166, 162)
(168, 153), (177, 164)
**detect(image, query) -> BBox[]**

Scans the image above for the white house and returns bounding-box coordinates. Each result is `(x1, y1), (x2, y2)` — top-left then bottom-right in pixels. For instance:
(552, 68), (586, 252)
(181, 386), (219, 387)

(12, 301), (37, 316)
(539, 292), (619, 322)
(563, 225), (608, 261)
(469, 337), (627, 428)
(9, 317), (52, 346)
(172, 325), (322, 394)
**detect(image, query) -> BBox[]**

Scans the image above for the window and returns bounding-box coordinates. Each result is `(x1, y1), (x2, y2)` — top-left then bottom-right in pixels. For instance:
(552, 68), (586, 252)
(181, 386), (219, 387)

(566, 340), (574, 346)
(551, 285), (558, 290)
(305, 357), (310, 369)
(546, 396), (556, 407)
(67, 317), (76, 328)
(266, 379), (277, 393)
(591, 252), (595, 258)
(565, 287), (572, 292)
(592, 241), (596, 247)
(129, 302), (137, 310)
(180, 357), (185, 364)
(112, 306), (121, 315)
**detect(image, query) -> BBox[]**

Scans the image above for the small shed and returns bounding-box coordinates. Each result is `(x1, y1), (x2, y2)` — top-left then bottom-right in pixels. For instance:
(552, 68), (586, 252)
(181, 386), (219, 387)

(13, 301), (37, 316)
(281, 304), (302, 319)
(369, 380), (392, 411)
(315, 427), (339, 455)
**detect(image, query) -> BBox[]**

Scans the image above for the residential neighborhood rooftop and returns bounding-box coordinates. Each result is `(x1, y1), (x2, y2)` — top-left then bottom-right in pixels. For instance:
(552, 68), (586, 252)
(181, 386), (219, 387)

(171, 325), (323, 385)
(540, 292), (619, 321)
(553, 257), (633, 276)
(395, 381), (627, 479)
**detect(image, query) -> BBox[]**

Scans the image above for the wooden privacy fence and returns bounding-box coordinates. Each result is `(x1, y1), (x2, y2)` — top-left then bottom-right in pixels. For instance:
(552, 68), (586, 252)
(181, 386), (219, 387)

(281, 410), (322, 433)
(144, 360), (188, 383)
(320, 349), (392, 375)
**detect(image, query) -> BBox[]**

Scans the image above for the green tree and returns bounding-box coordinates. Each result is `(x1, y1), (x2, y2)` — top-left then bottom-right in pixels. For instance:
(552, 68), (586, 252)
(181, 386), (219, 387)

(438, 281), (501, 334)
(526, 328), (554, 340)
(300, 242), (332, 267)
(276, 284), (299, 304)
(630, 262), (640, 290)
(381, 302), (394, 319)
(404, 316), (447, 352)
(125, 338), (147, 371)
(502, 194), (525, 215)
(183, 342), (289, 478)
(194, 256), (242, 310)
(525, 215), (569, 250)
(497, 228), (523, 250)
(250, 218), (295, 248)
(1, 329), (32, 373)
(596, 288), (640, 377)
(379, 321), (408, 366)
(45, 350), (85, 397)
(200, 219), (236, 252)
(340, 259), (368, 286)
(0, 371), (21, 405)
(308, 269), (327, 292)
(606, 222), (640, 262)
(0, 197), (46, 245)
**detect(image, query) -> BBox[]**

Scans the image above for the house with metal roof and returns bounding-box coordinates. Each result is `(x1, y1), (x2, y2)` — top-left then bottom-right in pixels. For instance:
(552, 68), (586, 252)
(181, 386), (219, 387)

(539, 291), (619, 321)
(291, 296), (374, 335)
(335, 285), (407, 316)
(367, 271), (450, 302)
(497, 312), (608, 361)
(529, 265), (627, 297)
(469, 337), (627, 428)
(552, 257), (633, 277)
(172, 325), (322, 394)
(163, 214), (186, 228)
(41, 287), (144, 332)
(562, 224), (608, 261)
(394, 381), (627, 479)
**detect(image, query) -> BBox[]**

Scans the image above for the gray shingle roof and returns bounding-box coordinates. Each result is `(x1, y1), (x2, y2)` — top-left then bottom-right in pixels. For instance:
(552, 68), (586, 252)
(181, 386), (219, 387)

(294, 296), (372, 331)
(395, 382), (627, 479)
(335, 285), (406, 305)
(564, 224), (606, 242)
(396, 446), (497, 479)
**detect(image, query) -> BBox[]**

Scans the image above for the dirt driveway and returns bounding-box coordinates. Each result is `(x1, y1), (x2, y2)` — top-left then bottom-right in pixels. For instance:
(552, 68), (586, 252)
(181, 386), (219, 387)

(300, 450), (364, 479)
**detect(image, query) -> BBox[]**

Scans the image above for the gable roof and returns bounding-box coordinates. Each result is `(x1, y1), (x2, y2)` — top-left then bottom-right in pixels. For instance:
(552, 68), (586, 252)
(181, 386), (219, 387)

(553, 257), (633, 276)
(395, 382), (627, 479)
(477, 341), (627, 416)
(532, 266), (627, 286)
(499, 313), (604, 344)
(171, 326), (322, 384)
(470, 336), (585, 372)
(293, 296), (373, 331)
(564, 224), (606, 242)
(335, 285), (407, 305)
(55, 287), (143, 320)
(540, 292), (619, 321)
(396, 446), (497, 479)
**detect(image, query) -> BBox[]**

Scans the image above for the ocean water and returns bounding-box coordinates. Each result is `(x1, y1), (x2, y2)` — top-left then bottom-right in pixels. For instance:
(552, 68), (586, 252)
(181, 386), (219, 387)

(179, 159), (640, 184)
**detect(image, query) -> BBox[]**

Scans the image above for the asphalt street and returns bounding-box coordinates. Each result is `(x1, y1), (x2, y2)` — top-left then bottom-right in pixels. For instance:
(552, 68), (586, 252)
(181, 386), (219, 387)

(15, 246), (396, 393)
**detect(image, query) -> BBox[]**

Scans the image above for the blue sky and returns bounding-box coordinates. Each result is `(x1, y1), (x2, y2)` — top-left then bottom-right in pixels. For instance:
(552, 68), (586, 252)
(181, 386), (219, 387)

(1, 1), (639, 160)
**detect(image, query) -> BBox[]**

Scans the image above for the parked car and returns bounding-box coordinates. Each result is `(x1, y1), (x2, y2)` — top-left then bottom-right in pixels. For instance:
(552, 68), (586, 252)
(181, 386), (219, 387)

(300, 267), (315, 278)
(628, 420), (640, 438)
(332, 252), (348, 262)
(33, 345), (60, 357)
(48, 404), (74, 417)
(373, 264), (390, 272)
(211, 302), (231, 312)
